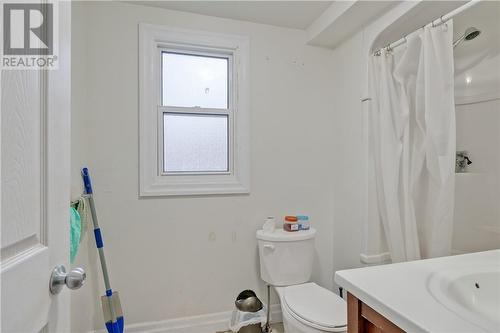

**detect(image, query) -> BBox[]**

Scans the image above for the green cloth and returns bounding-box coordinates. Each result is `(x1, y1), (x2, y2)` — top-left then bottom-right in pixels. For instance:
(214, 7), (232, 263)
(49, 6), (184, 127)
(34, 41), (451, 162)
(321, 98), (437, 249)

(70, 207), (81, 263)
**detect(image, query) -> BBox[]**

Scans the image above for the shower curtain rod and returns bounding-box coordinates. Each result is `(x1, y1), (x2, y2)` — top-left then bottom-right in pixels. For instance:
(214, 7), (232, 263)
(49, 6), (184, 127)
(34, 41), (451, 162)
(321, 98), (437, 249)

(373, 0), (481, 56)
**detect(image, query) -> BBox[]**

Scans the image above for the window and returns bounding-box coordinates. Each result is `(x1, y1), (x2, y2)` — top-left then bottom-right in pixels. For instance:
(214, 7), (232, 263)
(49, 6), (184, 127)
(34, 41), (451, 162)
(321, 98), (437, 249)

(161, 51), (230, 174)
(163, 112), (229, 173)
(162, 52), (228, 109)
(139, 24), (250, 196)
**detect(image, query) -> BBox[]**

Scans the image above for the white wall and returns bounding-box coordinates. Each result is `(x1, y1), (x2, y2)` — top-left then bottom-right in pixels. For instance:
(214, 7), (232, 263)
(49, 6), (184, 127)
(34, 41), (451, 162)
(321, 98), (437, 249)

(453, 99), (500, 253)
(70, 2), (336, 331)
(330, 31), (367, 276)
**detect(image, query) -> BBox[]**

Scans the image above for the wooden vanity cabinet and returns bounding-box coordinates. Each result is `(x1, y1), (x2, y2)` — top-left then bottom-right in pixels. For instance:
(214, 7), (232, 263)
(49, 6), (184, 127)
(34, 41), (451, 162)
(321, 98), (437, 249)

(347, 293), (405, 333)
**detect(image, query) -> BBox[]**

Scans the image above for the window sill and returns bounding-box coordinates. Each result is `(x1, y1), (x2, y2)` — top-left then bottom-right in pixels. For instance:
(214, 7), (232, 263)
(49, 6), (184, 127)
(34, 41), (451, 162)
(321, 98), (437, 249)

(139, 176), (250, 197)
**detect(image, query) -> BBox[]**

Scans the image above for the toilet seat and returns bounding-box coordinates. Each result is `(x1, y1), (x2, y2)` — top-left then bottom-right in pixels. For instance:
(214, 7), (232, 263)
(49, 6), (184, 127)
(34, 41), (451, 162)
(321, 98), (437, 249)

(283, 283), (347, 332)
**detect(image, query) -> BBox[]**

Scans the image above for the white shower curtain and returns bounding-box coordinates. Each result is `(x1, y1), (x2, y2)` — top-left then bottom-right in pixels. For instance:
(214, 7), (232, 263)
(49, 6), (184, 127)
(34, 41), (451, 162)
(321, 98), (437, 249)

(368, 21), (456, 262)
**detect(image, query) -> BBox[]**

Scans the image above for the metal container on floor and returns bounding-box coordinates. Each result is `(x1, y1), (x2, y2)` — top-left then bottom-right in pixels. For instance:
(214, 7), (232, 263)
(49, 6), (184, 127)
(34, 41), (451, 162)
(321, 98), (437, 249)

(234, 290), (263, 333)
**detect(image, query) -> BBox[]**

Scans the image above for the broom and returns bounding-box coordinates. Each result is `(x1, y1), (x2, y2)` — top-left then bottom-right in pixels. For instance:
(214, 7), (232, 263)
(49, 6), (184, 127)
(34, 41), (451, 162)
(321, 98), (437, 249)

(82, 168), (124, 333)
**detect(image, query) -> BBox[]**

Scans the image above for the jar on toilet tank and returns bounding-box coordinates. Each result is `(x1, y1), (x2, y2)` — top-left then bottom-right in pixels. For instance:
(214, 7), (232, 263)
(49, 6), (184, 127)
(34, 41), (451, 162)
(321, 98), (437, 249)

(283, 216), (299, 232)
(297, 215), (310, 230)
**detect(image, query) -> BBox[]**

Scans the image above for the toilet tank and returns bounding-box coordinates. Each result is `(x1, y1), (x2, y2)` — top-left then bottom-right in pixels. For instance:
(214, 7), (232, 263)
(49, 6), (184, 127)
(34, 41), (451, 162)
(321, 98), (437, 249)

(256, 228), (316, 286)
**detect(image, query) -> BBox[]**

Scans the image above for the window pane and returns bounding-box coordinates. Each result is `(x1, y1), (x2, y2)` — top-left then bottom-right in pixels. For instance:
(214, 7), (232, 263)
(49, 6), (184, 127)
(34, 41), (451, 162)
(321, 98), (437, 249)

(163, 113), (229, 173)
(162, 52), (228, 109)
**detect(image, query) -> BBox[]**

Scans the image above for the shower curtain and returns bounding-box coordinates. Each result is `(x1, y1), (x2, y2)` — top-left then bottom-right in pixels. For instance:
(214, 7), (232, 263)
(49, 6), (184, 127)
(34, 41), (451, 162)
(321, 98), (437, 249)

(368, 21), (456, 262)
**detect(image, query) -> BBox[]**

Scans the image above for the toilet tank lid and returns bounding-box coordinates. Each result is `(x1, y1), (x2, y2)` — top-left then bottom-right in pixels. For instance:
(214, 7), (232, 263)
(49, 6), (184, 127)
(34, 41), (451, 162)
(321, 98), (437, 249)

(256, 228), (316, 242)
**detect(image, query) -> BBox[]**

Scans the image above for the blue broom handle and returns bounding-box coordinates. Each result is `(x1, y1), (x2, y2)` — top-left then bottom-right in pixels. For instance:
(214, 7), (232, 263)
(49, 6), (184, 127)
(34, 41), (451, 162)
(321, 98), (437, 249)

(82, 168), (111, 287)
(82, 168), (93, 194)
(82, 168), (118, 328)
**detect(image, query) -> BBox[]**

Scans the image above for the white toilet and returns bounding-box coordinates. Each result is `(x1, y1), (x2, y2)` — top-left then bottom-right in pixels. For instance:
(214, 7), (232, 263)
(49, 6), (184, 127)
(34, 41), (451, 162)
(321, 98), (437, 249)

(256, 228), (347, 333)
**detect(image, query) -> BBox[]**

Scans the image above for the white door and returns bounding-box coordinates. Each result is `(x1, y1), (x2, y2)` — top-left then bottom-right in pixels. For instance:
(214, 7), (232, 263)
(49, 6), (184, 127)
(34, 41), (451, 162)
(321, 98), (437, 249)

(1, 2), (72, 332)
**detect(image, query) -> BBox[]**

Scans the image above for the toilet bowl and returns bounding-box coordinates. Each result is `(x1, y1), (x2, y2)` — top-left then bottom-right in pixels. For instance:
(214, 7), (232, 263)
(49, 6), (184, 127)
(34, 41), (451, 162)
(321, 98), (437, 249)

(256, 229), (347, 333)
(276, 283), (347, 333)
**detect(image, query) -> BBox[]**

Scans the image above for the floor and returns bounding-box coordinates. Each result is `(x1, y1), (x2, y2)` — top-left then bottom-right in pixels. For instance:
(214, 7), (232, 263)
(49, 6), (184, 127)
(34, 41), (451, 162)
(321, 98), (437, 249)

(272, 323), (285, 332)
(218, 323), (284, 333)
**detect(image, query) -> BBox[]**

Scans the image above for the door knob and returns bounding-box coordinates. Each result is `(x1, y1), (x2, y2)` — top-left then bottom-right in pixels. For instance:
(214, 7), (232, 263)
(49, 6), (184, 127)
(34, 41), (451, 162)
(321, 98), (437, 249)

(49, 265), (86, 294)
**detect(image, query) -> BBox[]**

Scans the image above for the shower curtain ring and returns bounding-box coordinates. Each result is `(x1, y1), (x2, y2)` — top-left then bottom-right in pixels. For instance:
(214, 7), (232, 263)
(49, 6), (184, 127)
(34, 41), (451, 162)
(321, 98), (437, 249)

(441, 16), (448, 30)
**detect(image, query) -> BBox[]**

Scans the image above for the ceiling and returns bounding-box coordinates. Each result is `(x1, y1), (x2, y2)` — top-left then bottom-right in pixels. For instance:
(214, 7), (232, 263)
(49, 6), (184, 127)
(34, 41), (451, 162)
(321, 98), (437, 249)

(131, 1), (334, 30)
(129, 1), (400, 49)
(128, 0), (498, 60)
(371, 1), (467, 51)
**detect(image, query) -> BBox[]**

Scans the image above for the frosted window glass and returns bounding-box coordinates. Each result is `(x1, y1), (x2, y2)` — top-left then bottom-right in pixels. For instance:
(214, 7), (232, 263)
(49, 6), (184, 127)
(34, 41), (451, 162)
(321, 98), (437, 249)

(162, 52), (228, 109)
(163, 113), (229, 173)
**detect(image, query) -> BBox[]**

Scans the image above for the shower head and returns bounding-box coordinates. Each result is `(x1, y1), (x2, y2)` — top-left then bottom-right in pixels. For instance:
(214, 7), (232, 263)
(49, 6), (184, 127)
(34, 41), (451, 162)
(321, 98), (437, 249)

(454, 27), (482, 48)
(465, 27), (481, 40)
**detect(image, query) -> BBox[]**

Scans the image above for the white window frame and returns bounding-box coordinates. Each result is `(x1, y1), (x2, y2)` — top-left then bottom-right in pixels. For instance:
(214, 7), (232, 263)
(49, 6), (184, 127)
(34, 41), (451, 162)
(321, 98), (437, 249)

(159, 48), (233, 175)
(139, 23), (250, 196)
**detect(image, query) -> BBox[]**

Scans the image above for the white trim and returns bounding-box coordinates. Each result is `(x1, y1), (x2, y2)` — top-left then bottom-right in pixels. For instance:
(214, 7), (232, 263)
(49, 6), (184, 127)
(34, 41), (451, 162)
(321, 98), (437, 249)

(92, 305), (282, 333)
(360, 252), (391, 265)
(455, 90), (500, 106)
(139, 23), (250, 196)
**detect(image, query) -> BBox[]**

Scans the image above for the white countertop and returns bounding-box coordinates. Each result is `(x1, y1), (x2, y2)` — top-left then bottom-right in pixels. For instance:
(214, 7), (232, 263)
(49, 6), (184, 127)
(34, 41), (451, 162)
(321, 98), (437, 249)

(335, 250), (500, 333)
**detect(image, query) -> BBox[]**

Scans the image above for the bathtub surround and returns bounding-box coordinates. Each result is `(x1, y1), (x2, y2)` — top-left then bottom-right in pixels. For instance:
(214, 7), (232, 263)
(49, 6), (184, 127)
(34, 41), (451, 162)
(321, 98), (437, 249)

(71, 2), (335, 331)
(454, 98), (500, 253)
(451, 1), (500, 254)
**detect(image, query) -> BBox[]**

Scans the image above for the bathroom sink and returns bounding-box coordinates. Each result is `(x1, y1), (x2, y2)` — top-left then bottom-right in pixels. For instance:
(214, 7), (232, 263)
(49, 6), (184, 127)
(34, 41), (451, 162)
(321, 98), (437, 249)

(428, 264), (500, 332)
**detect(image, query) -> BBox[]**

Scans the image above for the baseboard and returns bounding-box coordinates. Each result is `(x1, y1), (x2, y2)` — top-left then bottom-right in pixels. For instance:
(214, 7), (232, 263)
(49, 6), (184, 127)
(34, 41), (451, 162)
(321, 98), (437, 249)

(93, 304), (282, 333)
